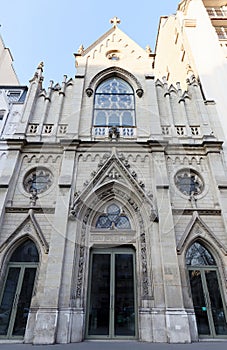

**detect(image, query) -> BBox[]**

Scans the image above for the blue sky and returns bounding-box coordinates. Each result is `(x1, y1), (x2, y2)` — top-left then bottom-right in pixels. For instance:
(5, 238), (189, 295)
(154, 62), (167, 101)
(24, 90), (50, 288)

(1, 1), (179, 86)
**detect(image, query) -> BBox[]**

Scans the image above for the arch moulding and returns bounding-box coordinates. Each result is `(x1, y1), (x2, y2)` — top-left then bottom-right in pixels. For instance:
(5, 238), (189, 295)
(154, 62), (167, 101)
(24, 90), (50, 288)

(85, 66), (144, 98)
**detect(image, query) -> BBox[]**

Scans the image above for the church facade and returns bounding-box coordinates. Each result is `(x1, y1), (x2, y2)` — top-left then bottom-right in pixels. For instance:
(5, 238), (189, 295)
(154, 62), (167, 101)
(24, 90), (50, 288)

(0, 17), (227, 344)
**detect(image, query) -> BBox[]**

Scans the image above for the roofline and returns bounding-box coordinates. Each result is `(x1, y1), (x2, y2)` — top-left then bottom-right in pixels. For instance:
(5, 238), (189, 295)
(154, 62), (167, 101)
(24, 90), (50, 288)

(154, 16), (169, 54)
(0, 85), (28, 89)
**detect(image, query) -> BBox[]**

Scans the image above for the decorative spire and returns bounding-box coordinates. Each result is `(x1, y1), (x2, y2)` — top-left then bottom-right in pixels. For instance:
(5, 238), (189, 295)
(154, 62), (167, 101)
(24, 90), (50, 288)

(110, 16), (121, 27)
(29, 61), (44, 83)
(77, 44), (84, 54)
(146, 45), (152, 54)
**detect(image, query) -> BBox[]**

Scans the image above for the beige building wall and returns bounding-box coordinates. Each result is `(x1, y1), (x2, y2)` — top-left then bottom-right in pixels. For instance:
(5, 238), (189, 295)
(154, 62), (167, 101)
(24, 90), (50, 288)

(155, 0), (227, 146)
(0, 35), (19, 85)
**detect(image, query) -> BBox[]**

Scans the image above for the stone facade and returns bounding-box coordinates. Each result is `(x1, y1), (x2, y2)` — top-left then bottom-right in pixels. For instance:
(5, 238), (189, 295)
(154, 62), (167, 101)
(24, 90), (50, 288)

(155, 0), (227, 157)
(0, 35), (19, 85)
(0, 17), (227, 344)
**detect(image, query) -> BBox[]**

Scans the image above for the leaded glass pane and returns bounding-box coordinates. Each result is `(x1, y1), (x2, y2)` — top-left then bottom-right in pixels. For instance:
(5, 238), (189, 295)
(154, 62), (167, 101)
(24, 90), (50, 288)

(95, 111), (106, 126)
(116, 216), (131, 229)
(94, 77), (135, 128)
(10, 240), (39, 263)
(95, 204), (131, 229)
(23, 168), (53, 194)
(96, 216), (112, 228)
(96, 78), (133, 94)
(186, 242), (216, 266)
(175, 169), (203, 196)
(122, 112), (133, 126)
(109, 114), (120, 126)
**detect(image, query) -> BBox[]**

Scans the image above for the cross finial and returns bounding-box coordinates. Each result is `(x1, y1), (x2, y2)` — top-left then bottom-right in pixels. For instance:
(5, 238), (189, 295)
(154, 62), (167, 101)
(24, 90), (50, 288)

(110, 16), (121, 27)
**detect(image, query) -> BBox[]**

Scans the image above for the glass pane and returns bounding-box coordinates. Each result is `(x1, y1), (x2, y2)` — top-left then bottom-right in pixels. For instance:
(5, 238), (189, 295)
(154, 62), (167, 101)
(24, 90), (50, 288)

(186, 242), (216, 266)
(10, 240), (39, 263)
(109, 114), (120, 126)
(95, 95), (110, 108)
(94, 111), (107, 126)
(0, 268), (20, 336)
(88, 254), (110, 336)
(115, 254), (135, 336)
(122, 112), (133, 126)
(119, 95), (134, 109)
(12, 268), (37, 336)
(205, 270), (227, 335)
(96, 216), (111, 229)
(189, 270), (210, 335)
(96, 78), (133, 94)
(116, 216), (131, 229)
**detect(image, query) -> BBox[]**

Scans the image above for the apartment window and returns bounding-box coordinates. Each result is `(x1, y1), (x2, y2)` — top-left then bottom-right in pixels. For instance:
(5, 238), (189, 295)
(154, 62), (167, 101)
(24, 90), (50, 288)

(7, 91), (21, 103)
(215, 27), (227, 39)
(207, 7), (227, 17)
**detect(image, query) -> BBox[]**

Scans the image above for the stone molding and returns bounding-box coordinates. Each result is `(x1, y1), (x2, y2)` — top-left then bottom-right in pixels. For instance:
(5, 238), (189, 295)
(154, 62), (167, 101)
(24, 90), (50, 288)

(86, 66), (144, 97)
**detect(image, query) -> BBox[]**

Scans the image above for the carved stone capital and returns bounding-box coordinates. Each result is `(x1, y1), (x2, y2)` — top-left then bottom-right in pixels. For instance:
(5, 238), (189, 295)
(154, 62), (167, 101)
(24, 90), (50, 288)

(86, 88), (93, 97)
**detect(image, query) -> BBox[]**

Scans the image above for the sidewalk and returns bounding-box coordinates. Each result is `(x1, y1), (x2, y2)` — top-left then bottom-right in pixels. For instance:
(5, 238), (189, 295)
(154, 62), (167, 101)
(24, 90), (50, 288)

(1, 341), (227, 350)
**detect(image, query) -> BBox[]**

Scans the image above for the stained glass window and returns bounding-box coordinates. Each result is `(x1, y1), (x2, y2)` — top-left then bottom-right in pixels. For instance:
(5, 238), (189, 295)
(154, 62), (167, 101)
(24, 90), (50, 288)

(10, 240), (39, 263)
(96, 204), (131, 229)
(175, 169), (203, 196)
(186, 242), (216, 266)
(23, 168), (53, 194)
(93, 78), (135, 127)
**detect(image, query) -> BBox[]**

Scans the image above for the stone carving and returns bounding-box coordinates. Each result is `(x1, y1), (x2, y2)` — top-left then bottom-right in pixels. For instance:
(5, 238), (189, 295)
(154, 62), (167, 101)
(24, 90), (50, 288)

(86, 67), (143, 98)
(73, 187), (152, 300)
(109, 126), (120, 140)
(0, 209), (49, 254)
(110, 16), (121, 27)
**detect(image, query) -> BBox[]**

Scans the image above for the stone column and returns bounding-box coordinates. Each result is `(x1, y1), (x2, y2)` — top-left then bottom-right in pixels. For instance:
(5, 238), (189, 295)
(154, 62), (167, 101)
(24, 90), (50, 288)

(32, 145), (77, 344)
(154, 151), (191, 343)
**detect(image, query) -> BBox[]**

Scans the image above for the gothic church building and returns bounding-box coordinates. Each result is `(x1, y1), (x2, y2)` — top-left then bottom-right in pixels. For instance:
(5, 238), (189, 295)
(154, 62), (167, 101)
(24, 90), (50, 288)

(0, 15), (227, 344)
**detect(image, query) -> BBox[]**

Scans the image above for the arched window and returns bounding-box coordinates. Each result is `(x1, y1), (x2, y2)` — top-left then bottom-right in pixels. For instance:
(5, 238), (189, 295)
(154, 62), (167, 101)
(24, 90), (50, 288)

(96, 204), (131, 229)
(186, 241), (216, 266)
(10, 239), (39, 263)
(0, 239), (39, 338)
(186, 241), (227, 337)
(93, 77), (135, 127)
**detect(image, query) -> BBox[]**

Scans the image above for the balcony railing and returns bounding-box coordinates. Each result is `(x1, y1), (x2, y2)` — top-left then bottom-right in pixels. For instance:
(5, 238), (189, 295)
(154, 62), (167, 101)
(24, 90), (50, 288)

(207, 7), (227, 17)
(92, 126), (136, 139)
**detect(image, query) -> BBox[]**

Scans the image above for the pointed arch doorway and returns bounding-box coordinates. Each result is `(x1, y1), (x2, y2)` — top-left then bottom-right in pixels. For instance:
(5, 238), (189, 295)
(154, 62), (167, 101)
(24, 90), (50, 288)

(186, 241), (227, 338)
(86, 247), (137, 339)
(0, 239), (39, 339)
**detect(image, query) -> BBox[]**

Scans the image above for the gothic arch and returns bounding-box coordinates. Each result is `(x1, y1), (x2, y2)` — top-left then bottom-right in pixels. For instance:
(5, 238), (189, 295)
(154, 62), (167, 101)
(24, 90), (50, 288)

(0, 235), (41, 288)
(85, 66), (144, 98)
(70, 180), (155, 309)
(0, 209), (49, 256)
(177, 212), (227, 266)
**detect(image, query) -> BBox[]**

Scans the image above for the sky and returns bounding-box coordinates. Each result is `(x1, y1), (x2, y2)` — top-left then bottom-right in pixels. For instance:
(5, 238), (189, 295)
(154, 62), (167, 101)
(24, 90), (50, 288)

(1, 1), (180, 87)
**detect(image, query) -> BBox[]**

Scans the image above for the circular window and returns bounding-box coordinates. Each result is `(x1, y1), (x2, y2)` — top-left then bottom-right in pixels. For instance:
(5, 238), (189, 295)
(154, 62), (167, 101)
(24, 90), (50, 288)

(23, 167), (53, 194)
(174, 169), (204, 196)
(106, 50), (121, 61)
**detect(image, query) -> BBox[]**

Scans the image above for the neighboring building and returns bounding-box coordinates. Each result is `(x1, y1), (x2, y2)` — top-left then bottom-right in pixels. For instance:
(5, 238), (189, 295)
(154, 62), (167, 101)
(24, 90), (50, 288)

(155, 0), (227, 149)
(0, 15), (227, 345)
(0, 35), (19, 85)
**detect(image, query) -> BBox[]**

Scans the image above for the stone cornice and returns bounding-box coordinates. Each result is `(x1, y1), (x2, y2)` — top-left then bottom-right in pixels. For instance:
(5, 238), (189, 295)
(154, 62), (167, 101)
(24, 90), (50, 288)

(172, 209), (221, 216)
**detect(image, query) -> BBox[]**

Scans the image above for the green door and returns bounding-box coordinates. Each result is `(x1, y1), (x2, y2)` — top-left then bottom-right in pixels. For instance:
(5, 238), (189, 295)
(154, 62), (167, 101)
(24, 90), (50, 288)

(86, 248), (137, 339)
(0, 240), (39, 339)
(186, 242), (227, 338)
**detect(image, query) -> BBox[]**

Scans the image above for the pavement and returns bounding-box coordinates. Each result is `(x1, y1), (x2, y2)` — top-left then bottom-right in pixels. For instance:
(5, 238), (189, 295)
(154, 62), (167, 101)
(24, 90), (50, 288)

(0, 341), (227, 350)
